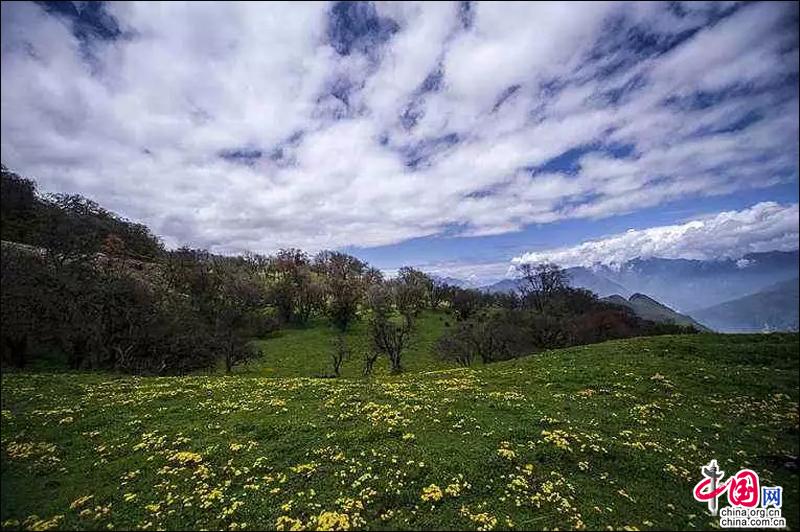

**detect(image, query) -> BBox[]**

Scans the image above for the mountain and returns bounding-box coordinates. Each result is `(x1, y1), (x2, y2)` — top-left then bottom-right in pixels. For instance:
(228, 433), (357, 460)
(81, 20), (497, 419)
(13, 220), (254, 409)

(586, 251), (799, 312)
(564, 267), (631, 298)
(481, 278), (520, 293)
(691, 278), (799, 333)
(430, 275), (480, 289)
(481, 274), (708, 330)
(602, 293), (711, 331)
(481, 268), (629, 297)
(479, 250), (798, 315)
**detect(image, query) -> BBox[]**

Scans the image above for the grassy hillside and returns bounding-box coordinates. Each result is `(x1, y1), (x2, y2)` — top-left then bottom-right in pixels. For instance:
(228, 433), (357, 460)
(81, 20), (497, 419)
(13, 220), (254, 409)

(241, 310), (453, 378)
(2, 334), (798, 531)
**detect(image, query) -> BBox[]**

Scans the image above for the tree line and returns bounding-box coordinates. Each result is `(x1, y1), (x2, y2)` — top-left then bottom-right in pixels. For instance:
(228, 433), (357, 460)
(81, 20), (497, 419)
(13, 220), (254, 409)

(435, 262), (698, 367)
(1, 166), (696, 375)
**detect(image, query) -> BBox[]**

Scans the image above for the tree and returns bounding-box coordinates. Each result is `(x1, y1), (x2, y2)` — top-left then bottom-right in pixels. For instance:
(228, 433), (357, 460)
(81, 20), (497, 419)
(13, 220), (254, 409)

(436, 317), (517, 367)
(329, 334), (350, 377)
(428, 278), (450, 310)
(314, 251), (367, 332)
(2, 165), (162, 261)
(365, 283), (392, 319)
(397, 267), (432, 306)
(435, 322), (476, 367)
(294, 267), (325, 325)
(213, 261), (264, 373)
(267, 274), (297, 324)
(0, 243), (52, 368)
(0, 166), (37, 244)
(370, 315), (411, 374)
(363, 266), (384, 286)
(365, 282), (412, 374)
(449, 287), (483, 321)
(516, 262), (569, 313)
(266, 248), (322, 325)
(40, 193), (162, 261)
(164, 248), (264, 373)
(392, 274), (427, 328)
(492, 290), (520, 310)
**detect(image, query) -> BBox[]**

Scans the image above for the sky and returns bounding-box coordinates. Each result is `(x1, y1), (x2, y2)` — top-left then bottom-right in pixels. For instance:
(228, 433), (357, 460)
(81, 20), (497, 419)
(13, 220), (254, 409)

(1, 1), (798, 284)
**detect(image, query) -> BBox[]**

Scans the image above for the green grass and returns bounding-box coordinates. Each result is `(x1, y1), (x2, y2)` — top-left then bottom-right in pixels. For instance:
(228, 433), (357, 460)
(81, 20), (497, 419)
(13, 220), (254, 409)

(242, 310), (453, 378)
(2, 333), (798, 531)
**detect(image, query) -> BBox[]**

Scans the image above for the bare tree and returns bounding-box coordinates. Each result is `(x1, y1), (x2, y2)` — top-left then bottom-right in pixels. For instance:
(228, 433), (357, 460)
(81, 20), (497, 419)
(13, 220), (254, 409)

(449, 287), (482, 321)
(435, 318), (511, 367)
(393, 278), (426, 328)
(362, 350), (380, 376)
(371, 316), (411, 374)
(365, 282), (412, 373)
(516, 262), (569, 313)
(330, 334), (349, 377)
(428, 278), (449, 310)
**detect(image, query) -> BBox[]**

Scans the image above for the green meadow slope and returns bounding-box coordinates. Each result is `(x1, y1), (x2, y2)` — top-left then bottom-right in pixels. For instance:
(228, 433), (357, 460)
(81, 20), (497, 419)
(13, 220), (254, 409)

(241, 310), (452, 378)
(1, 333), (798, 531)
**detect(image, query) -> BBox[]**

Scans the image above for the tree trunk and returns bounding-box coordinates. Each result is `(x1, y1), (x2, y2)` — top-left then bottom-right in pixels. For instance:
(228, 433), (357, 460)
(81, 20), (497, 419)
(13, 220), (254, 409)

(5, 336), (27, 368)
(363, 354), (378, 376)
(70, 336), (88, 370)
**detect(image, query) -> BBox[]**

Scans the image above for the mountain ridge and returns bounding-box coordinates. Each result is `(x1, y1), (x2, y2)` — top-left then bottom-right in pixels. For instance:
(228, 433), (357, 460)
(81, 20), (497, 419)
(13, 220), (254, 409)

(602, 292), (711, 332)
(478, 250), (798, 311)
(691, 277), (799, 333)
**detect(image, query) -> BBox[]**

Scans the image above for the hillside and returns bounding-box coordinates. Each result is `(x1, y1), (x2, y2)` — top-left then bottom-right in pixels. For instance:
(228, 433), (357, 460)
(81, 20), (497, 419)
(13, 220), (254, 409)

(242, 311), (452, 378)
(602, 293), (710, 331)
(2, 334), (797, 531)
(692, 277), (800, 333)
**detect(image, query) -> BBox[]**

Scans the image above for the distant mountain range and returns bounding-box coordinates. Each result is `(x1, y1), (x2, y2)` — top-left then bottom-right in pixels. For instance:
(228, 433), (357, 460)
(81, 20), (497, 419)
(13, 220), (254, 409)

(473, 250), (799, 333)
(570, 250), (799, 312)
(691, 277), (799, 333)
(431, 275), (479, 289)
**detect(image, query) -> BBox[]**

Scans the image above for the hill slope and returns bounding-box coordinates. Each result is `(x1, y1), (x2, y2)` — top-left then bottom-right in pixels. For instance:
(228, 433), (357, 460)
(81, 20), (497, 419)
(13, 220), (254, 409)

(2, 334), (797, 531)
(602, 293), (710, 331)
(692, 277), (799, 333)
(243, 310), (452, 378)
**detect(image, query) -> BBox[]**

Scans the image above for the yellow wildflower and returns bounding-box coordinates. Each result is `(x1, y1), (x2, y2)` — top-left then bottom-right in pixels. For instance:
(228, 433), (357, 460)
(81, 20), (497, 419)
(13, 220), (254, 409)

(421, 484), (443, 502)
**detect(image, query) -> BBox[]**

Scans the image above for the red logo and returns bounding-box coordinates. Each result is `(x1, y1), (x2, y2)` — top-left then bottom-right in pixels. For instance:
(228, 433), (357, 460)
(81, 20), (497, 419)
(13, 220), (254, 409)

(727, 469), (759, 507)
(693, 460), (760, 515)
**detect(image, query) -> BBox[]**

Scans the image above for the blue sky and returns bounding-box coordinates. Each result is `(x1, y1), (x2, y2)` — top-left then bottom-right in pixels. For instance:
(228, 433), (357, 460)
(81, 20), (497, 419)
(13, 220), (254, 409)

(1, 1), (798, 282)
(347, 180), (800, 279)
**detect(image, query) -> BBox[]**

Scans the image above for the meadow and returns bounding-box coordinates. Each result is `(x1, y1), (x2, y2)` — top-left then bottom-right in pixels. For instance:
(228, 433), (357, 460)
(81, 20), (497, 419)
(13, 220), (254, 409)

(2, 332), (798, 531)
(242, 311), (451, 378)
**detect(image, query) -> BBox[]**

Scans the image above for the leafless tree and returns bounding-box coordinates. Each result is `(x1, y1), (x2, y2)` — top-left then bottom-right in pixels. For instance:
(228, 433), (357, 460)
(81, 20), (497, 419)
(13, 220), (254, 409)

(371, 316), (412, 374)
(516, 262), (569, 313)
(330, 334), (349, 377)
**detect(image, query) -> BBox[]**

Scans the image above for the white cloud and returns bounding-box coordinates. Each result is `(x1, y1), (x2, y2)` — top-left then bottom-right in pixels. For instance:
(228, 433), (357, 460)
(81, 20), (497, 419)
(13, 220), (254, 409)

(512, 202), (800, 268)
(1, 1), (797, 255)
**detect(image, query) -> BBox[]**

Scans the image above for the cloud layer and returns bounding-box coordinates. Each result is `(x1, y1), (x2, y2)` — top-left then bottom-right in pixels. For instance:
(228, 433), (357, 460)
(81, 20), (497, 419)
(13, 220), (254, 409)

(512, 202), (800, 268)
(2, 1), (798, 254)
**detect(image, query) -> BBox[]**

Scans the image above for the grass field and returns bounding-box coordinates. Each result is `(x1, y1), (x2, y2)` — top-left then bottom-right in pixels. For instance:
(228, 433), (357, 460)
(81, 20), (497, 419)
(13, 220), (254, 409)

(241, 310), (452, 378)
(1, 333), (798, 531)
